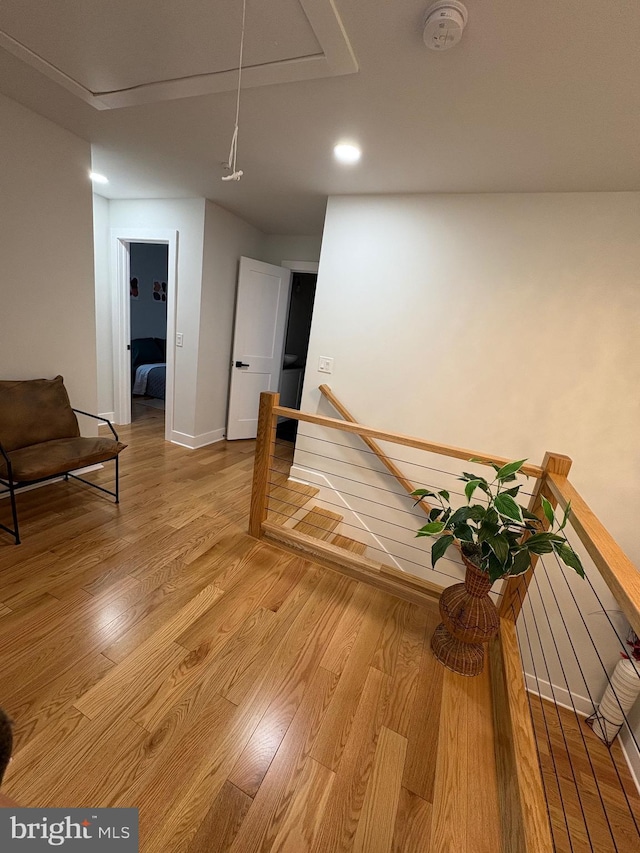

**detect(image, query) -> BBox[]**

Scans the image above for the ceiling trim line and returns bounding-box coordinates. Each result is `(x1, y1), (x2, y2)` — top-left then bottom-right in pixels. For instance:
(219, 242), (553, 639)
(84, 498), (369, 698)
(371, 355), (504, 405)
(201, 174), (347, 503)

(0, 0), (358, 111)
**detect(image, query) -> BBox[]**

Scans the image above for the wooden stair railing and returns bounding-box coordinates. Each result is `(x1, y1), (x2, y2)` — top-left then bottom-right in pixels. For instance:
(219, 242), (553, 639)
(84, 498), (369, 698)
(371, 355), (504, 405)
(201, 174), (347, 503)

(249, 390), (640, 853)
(318, 383), (434, 516)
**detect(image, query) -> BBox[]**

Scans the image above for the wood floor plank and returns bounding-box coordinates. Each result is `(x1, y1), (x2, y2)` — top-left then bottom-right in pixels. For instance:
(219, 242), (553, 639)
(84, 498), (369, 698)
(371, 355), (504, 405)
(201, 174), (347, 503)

(227, 573), (354, 796)
(352, 726), (408, 853)
(392, 788), (432, 853)
(402, 608), (444, 802)
(185, 781), (253, 853)
(383, 602), (430, 738)
(221, 565), (323, 705)
(311, 589), (395, 772)
(311, 666), (390, 853)
(319, 582), (375, 676)
(371, 598), (411, 676)
(429, 666), (501, 853)
(428, 669), (468, 853)
(228, 667), (339, 853)
(7, 651), (116, 752)
(75, 582), (225, 719)
(269, 758), (335, 852)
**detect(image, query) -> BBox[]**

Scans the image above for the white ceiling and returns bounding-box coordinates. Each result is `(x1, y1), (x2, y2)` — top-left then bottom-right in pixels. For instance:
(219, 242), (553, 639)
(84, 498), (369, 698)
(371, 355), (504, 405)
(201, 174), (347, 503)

(1, 0), (639, 234)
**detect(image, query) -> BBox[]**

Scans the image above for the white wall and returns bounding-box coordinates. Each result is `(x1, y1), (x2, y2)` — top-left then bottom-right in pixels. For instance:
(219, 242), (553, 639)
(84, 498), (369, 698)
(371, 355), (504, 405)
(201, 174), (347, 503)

(304, 192), (640, 564)
(93, 193), (112, 417)
(96, 197), (268, 445)
(301, 192), (640, 764)
(0, 93), (97, 418)
(107, 198), (206, 438)
(261, 235), (322, 266)
(195, 201), (265, 440)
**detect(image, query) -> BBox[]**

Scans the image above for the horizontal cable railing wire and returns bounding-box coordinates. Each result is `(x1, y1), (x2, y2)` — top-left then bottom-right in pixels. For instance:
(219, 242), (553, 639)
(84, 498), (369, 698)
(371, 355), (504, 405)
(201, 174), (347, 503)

(267, 432), (506, 592)
(511, 544), (640, 852)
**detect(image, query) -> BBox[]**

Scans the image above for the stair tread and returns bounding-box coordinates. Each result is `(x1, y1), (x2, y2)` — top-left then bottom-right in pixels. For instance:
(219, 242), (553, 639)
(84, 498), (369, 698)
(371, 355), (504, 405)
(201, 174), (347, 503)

(293, 506), (343, 541)
(267, 477), (319, 525)
(331, 534), (368, 555)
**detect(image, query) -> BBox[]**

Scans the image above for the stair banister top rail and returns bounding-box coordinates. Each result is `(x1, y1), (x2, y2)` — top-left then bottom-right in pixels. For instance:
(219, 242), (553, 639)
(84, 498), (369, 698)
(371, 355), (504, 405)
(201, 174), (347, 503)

(262, 392), (640, 639)
(272, 402), (545, 479)
(544, 471), (640, 639)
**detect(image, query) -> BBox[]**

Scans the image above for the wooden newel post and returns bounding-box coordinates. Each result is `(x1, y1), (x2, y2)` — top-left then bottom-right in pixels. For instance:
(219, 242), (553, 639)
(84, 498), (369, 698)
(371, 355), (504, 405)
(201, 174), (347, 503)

(499, 452), (572, 622)
(249, 391), (279, 538)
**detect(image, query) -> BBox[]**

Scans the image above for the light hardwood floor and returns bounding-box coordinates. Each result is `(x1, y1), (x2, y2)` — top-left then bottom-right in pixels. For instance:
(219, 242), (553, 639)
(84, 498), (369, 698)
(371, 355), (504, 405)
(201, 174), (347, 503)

(530, 697), (640, 853)
(0, 407), (502, 852)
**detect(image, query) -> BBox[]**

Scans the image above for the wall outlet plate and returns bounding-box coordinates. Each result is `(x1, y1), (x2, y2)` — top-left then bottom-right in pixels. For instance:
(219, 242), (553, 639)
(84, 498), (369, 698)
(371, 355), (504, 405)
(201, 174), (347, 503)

(318, 356), (333, 374)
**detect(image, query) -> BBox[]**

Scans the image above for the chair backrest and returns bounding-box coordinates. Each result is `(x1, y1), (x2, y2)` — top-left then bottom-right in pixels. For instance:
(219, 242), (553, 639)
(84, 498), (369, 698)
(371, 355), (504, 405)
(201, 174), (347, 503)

(0, 376), (80, 452)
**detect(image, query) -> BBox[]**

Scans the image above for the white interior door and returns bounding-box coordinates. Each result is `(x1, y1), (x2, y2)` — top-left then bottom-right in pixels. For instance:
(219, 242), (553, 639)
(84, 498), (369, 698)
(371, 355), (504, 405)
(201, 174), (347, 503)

(226, 257), (292, 440)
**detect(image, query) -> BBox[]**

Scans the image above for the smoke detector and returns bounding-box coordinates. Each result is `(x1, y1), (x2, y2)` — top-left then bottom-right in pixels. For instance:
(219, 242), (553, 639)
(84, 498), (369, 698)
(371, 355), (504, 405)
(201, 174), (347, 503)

(423, 1), (468, 51)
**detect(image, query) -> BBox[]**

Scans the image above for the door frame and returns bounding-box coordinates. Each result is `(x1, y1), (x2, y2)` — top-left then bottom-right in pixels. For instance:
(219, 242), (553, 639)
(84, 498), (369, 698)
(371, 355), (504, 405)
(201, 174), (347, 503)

(111, 228), (178, 441)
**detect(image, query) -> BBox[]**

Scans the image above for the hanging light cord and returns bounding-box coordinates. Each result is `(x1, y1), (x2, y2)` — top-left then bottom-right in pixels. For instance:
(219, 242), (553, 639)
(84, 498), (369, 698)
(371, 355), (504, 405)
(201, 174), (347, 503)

(222, 0), (246, 181)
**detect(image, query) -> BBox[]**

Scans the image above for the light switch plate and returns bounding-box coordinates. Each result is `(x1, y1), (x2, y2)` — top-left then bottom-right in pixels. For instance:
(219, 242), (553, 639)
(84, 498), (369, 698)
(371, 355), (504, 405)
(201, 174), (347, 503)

(318, 356), (333, 374)
(176, 332), (184, 347)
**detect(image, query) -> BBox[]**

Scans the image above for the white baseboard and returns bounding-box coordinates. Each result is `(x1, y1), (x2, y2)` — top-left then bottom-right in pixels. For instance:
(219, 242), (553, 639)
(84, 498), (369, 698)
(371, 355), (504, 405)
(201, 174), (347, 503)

(98, 412), (115, 425)
(525, 672), (593, 716)
(170, 428), (225, 449)
(621, 726), (640, 794)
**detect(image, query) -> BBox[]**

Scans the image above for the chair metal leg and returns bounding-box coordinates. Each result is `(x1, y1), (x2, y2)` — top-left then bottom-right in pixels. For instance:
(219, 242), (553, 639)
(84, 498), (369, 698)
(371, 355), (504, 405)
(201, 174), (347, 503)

(9, 482), (20, 545)
(115, 456), (120, 504)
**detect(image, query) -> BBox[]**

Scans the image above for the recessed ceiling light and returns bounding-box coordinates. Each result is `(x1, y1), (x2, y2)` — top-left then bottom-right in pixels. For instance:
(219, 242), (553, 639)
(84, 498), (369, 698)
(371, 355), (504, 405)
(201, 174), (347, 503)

(89, 171), (109, 184)
(333, 143), (361, 165)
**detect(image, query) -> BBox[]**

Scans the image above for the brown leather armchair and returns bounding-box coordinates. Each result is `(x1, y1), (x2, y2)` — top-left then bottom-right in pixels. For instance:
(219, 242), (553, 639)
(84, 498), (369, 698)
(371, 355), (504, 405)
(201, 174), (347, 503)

(0, 376), (126, 544)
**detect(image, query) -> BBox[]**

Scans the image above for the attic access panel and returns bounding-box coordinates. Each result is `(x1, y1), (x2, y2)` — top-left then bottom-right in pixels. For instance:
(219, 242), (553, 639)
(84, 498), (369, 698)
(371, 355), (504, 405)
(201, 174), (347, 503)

(0, 0), (356, 109)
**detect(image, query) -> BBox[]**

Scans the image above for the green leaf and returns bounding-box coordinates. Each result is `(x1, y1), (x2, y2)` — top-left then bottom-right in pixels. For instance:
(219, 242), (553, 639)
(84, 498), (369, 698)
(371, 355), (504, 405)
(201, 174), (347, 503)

(559, 500), (572, 531)
(465, 480), (482, 502)
(502, 486), (522, 498)
(487, 554), (506, 583)
(417, 521), (446, 537)
(478, 521), (499, 542)
(510, 549), (532, 576)
(496, 459), (527, 481)
(462, 472), (488, 486)
(453, 523), (475, 542)
(469, 505), (486, 522)
(521, 508), (542, 522)
(540, 494), (555, 527)
(411, 489), (436, 498)
(524, 535), (554, 555)
(494, 493), (523, 522)
(431, 534), (454, 567)
(429, 507), (444, 522)
(485, 532), (510, 565)
(438, 490), (450, 501)
(448, 506), (473, 526)
(554, 542), (585, 577)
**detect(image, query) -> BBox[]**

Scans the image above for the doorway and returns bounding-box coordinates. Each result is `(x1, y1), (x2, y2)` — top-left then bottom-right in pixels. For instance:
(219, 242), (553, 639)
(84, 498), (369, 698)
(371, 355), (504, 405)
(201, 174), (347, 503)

(112, 228), (177, 441)
(277, 271), (317, 442)
(129, 242), (169, 422)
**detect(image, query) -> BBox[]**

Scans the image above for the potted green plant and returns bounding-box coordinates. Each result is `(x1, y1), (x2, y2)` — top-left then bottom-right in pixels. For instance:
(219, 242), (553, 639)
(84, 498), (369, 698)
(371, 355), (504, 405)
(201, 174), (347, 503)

(412, 458), (584, 676)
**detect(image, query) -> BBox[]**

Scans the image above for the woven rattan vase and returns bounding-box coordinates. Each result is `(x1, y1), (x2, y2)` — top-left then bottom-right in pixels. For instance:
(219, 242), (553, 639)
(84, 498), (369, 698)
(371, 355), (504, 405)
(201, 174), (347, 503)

(431, 554), (500, 676)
